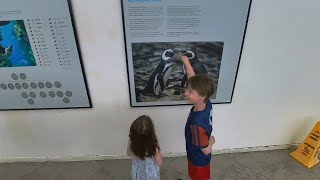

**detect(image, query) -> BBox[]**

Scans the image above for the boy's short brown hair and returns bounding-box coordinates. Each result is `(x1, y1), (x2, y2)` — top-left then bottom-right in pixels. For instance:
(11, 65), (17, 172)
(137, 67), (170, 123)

(186, 74), (215, 102)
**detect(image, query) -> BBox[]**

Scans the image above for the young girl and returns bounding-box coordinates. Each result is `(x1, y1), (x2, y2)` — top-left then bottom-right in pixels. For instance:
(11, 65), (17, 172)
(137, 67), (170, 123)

(128, 115), (163, 180)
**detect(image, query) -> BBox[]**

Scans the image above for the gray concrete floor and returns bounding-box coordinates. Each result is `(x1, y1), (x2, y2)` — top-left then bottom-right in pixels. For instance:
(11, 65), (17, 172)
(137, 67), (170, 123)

(0, 148), (319, 180)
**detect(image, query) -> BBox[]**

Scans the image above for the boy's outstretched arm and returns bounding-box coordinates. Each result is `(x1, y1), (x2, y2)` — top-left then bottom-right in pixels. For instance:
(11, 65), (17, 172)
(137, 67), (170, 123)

(179, 53), (195, 78)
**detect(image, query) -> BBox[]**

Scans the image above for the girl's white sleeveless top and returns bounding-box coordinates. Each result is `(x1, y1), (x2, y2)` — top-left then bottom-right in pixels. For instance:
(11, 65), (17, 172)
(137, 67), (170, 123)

(131, 156), (160, 180)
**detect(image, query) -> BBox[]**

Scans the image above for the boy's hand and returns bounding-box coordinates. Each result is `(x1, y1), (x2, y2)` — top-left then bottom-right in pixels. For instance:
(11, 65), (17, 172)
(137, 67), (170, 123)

(179, 52), (195, 78)
(209, 136), (215, 146)
(179, 53), (189, 64)
(201, 136), (215, 155)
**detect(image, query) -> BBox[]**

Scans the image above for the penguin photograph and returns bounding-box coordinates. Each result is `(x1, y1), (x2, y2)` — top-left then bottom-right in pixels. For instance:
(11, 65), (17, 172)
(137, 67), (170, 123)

(0, 20), (36, 67)
(131, 42), (224, 104)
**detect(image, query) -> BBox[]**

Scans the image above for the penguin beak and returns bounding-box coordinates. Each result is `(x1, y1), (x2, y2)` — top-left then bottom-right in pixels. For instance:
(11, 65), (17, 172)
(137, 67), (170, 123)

(179, 50), (187, 56)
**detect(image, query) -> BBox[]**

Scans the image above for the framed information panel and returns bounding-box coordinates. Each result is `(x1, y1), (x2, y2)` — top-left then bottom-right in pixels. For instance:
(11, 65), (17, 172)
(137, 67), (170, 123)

(121, 0), (252, 107)
(0, 0), (91, 110)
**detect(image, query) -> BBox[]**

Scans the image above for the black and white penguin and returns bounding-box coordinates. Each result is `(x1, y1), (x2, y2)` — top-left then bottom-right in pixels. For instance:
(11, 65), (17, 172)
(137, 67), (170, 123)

(0, 45), (13, 57)
(0, 21), (13, 57)
(180, 49), (207, 88)
(139, 49), (175, 98)
(0, 45), (13, 67)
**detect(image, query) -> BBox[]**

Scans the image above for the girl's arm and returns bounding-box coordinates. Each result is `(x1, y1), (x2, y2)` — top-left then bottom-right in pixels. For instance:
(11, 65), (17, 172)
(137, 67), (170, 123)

(154, 147), (163, 166)
(127, 139), (133, 157)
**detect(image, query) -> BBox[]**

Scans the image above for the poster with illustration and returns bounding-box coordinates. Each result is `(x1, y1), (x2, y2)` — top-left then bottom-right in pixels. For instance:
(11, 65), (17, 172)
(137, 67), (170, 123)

(122, 0), (252, 107)
(0, 0), (91, 110)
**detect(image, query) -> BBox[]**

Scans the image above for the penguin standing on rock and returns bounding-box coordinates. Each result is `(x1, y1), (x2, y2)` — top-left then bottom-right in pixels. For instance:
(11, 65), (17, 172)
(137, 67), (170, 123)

(138, 49), (175, 99)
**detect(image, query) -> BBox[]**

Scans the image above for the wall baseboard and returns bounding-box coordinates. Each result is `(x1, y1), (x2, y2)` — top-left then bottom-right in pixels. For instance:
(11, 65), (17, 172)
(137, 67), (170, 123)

(0, 143), (299, 164)
(164, 143), (298, 158)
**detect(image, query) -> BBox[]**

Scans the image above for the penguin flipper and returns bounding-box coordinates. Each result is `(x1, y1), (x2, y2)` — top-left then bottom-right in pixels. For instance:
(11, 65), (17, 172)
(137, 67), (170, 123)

(141, 61), (164, 96)
(153, 73), (165, 97)
(157, 73), (165, 92)
(141, 72), (158, 96)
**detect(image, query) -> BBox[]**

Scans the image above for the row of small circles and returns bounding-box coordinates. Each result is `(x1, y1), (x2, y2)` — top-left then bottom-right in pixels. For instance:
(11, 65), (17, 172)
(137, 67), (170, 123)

(11, 73), (27, 80)
(0, 81), (62, 90)
(5, 73), (72, 105)
(22, 91), (72, 105)
(21, 91), (72, 98)
(7, 73), (63, 90)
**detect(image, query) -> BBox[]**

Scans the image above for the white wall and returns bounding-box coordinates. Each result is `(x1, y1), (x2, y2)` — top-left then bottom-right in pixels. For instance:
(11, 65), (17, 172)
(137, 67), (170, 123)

(0, 0), (320, 160)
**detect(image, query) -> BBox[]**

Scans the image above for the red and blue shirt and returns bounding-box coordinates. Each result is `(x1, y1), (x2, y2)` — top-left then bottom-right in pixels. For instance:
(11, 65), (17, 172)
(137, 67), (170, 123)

(185, 100), (213, 167)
